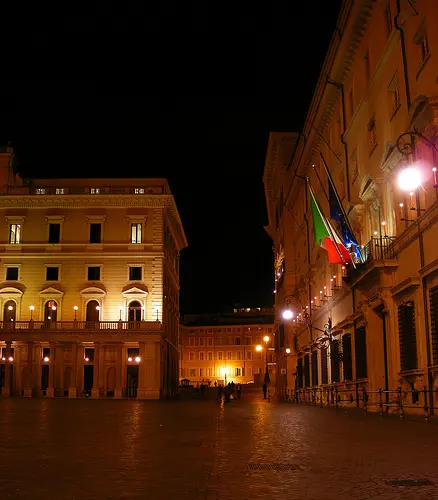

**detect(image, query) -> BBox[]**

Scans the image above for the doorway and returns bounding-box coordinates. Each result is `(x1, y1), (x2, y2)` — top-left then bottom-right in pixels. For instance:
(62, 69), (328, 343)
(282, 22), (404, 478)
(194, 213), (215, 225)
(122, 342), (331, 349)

(128, 301), (142, 322)
(86, 300), (100, 328)
(126, 365), (138, 397)
(3, 300), (16, 328)
(44, 301), (58, 322)
(41, 365), (49, 391)
(84, 365), (94, 395)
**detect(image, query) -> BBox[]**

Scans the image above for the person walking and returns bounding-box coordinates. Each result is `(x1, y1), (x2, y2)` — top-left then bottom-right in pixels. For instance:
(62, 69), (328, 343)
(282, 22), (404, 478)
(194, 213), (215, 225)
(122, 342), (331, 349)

(262, 383), (268, 399)
(236, 383), (242, 399)
(200, 383), (205, 397)
(217, 384), (223, 400)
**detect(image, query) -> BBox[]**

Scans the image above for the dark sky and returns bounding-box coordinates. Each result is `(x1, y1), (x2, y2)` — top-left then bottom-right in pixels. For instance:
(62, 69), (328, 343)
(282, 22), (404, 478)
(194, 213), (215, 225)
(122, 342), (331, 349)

(1, 2), (342, 314)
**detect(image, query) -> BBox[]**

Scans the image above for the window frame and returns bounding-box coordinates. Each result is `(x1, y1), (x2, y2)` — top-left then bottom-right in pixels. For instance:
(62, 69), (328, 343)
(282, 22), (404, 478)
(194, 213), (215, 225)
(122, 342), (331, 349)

(45, 265), (61, 282)
(5, 264), (21, 281)
(128, 265), (143, 282)
(86, 265), (102, 282)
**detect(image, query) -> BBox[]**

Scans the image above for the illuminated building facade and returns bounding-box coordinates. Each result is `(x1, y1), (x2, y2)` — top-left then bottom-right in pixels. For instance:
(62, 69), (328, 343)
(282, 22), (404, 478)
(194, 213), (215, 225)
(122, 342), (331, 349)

(180, 308), (275, 385)
(0, 148), (187, 399)
(264, 0), (438, 412)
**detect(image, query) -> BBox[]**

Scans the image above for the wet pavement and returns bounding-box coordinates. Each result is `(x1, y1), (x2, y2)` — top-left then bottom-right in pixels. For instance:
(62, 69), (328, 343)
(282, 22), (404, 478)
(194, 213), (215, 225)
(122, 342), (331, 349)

(0, 391), (437, 499)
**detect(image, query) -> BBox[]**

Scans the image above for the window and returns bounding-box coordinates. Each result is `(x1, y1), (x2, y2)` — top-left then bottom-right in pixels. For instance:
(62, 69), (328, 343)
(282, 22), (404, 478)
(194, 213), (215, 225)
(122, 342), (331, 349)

(199, 352), (204, 361)
(235, 368), (242, 377)
(189, 352), (194, 361)
(207, 352), (213, 361)
(189, 338), (195, 347)
(207, 337), (213, 346)
(398, 301), (417, 371)
(330, 340), (340, 382)
(199, 368), (204, 377)
(36, 188), (46, 195)
(218, 352), (223, 360)
(134, 188), (145, 194)
(208, 368), (213, 377)
(235, 337), (241, 345)
(90, 188), (100, 194)
(189, 368), (196, 377)
(227, 351), (232, 360)
(48, 224), (60, 244)
(55, 188), (64, 195)
(6, 267), (19, 281)
(430, 286), (438, 365)
(236, 351), (241, 360)
(87, 266), (101, 281)
(342, 334), (353, 381)
(311, 350), (318, 386)
(131, 223), (142, 244)
(84, 347), (95, 362)
(46, 267), (59, 281)
(367, 117), (377, 155)
(297, 358), (303, 388)
(9, 224), (21, 244)
(248, 367), (253, 377)
(388, 74), (400, 118)
(129, 266), (142, 281)
(247, 350), (252, 360)
(304, 354), (310, 388)
(355, 326), (367, 379)
(89, 223), (102, 244)
(321, 347), (328, 385)
(199, 337), (205, 346)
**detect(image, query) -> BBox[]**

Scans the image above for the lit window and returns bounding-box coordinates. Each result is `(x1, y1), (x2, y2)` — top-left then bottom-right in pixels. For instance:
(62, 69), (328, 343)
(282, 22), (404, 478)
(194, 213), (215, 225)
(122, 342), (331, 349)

(36, 189), (46, 195)
(9, 224), (21, 244)
(90, 188), (100, 194)
(134, 188), (145, 194)
(235, 368), (242, 377)
(55, 188), (64, 195)
(131, 223), (142, 244)
(189, 368), (196, 377)
(208, 368), (213, 376)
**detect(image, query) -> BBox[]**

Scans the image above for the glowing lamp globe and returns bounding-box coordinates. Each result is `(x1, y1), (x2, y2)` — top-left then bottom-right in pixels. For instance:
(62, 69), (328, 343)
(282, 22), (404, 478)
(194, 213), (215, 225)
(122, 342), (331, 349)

(398, 167), (421, 191)
(256, 345), (263, 352)
(283, 309), (293, 320)
(285, 348), (291, 354)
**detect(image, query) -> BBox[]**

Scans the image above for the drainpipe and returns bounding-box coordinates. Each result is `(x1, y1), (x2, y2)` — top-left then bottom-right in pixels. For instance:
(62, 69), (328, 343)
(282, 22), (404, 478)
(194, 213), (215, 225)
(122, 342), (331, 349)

(327, 78), (351, 202)
(395, 0), (411, 110)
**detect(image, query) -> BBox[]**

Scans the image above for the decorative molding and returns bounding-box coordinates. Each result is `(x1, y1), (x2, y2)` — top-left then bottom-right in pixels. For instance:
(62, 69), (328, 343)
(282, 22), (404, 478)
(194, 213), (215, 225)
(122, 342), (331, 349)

(391, 276), (421, 297)
(38, 286), (64, 297)
(419, 258), (438, 277)
(0, 286), (23, 296)
(79, 286), (107, 297)
(0, 196), (169, 209)
(380, 142), (404, 173)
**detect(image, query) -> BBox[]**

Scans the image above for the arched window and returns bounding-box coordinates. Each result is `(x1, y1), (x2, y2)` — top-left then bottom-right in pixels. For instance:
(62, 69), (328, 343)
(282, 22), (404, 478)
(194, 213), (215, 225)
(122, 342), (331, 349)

(44, 300), (58, 322)
(128, 301), (142, 322)
(3, 300), (16, 325)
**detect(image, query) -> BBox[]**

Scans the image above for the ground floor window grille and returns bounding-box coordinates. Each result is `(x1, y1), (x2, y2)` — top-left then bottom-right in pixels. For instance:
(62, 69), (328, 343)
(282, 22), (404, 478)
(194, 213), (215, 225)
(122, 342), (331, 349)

(398, 301), (417, 371)
(320, 347), (328, 384)
(429, 286), (438, 365)
(330, 340), (340, 383)
(355, 326), (367, 379)
(342, 334), (353, 381)
(311, 350), (318, 386)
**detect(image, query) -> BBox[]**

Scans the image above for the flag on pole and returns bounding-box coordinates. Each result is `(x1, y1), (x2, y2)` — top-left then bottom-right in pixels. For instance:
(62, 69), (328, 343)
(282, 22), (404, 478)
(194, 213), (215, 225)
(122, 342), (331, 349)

(310, 188), (352, 265)
(328, 182), (361, 261)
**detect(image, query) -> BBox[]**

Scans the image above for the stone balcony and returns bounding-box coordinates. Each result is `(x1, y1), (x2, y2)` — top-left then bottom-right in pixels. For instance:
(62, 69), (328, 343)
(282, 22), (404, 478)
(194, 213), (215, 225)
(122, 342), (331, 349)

(0, 320), (163, 342)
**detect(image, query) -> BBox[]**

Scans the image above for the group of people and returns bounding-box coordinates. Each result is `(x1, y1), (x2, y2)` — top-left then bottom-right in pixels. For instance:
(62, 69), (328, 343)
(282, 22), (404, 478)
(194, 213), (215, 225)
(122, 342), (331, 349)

(216, 381), (242, 403)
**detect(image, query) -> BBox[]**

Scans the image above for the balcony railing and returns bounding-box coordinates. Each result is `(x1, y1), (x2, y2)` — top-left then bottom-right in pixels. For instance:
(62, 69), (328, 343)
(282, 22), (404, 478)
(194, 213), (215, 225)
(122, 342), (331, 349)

(0, 320), (162, 331)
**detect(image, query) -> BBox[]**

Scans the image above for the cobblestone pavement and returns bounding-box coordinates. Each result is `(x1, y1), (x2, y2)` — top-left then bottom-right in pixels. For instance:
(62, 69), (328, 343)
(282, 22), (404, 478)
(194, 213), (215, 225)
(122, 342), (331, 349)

(0, 391), (438, 500)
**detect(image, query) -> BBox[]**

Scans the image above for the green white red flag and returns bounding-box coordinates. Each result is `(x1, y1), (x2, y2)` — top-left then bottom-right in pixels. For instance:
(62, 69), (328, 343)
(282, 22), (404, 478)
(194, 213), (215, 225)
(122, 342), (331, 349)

(310, 188), (351, 265)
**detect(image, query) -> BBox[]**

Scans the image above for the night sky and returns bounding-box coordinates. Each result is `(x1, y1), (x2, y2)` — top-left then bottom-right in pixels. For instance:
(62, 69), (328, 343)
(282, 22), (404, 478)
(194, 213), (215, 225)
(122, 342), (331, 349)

(1, 2), (342, 314)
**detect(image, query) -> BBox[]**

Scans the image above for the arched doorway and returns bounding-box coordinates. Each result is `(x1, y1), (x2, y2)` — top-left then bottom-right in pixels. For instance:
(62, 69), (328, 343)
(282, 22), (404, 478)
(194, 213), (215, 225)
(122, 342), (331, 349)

(44, 300), (58, 322)
(128, 301), (142, 322)
(86, 300), (100, 328)
(3, 300), (16, 327)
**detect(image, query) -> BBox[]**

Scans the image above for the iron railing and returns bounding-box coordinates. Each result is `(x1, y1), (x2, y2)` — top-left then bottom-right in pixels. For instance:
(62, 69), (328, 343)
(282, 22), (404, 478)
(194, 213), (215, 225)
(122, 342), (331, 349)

(280, 385), (438, 422)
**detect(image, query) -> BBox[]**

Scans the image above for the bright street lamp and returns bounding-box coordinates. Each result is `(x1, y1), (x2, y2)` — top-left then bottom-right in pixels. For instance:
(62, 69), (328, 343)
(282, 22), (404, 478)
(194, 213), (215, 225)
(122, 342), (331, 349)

(285, 348), (291, 354)
(398, 167), (421, 191)
(283, 309), (293, 320)
(255, 344), (262, 352)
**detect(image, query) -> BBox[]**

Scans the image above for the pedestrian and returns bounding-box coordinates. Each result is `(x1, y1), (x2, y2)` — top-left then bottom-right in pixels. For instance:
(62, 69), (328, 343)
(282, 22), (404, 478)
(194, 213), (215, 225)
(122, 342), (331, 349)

(236, 383), (242, 399)
(200, 383), (205, 396)
(262, 383), (268, 399)
(217, 384), (223, 400)
(214, 381), (217, 388)
(224, 385), (231, 403)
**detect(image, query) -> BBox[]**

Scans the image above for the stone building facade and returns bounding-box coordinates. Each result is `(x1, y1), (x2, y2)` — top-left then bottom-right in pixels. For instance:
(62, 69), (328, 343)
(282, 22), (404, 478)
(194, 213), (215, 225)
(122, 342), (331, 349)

(0, 148), (187, 399)
(264, 0), (438, 413)
(180, 308), (275, 386)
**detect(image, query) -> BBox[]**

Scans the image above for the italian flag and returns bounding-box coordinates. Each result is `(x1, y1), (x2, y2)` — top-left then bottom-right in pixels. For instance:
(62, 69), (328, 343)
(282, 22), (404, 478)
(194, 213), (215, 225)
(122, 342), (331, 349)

(310, 188), (352, 265)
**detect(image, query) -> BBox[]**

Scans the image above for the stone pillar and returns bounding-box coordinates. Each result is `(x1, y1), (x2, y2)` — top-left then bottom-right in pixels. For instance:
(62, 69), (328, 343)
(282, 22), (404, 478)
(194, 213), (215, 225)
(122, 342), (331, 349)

(137, 342), (147, 399)
(23, 341), (34, 397)
(46, 342), (56, 398)
(76, 344), (84, 396)
(34, 344), (42, 392)
(98, 344), (105, 392)
(114, 343), (123, 398)
(69, 343), (77, 398)
(56, 344), (64, 396)
(2, 341), (13, 397)
(91, 343), (100, 398)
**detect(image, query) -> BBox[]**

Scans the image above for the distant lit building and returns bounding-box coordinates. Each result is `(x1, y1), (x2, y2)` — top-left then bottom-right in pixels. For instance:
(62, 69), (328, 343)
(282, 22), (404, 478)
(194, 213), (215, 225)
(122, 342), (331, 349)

(264, 1), (438, 413)
(180, 308), (275, 385)
(0, 148), (187, 399)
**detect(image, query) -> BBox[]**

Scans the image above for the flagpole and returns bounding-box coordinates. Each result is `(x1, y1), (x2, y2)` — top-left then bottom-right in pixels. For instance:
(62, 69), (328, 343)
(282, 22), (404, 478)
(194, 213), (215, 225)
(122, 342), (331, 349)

(308, 183), (348, 267)
(319, 152), (358, 248)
